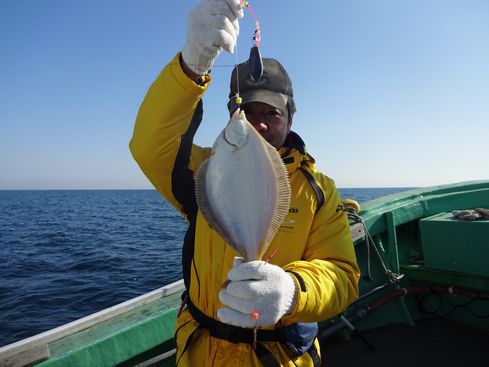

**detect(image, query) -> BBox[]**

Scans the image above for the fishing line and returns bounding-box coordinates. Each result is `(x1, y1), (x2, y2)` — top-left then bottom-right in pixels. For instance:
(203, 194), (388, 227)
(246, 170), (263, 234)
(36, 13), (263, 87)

(241, 0), (261, 48)
(235, 33), (241, 104)
(234, 0), (263, 106)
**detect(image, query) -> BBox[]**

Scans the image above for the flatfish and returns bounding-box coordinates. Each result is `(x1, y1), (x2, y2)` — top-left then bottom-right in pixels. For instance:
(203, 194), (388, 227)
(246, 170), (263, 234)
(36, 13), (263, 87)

(195, 109), (291, 261)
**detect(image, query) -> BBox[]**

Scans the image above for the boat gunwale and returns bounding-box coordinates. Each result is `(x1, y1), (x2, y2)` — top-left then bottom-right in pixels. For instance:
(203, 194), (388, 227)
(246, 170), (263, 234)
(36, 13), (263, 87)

(0, 279), (184, 363)
(356, 180), (489, 238)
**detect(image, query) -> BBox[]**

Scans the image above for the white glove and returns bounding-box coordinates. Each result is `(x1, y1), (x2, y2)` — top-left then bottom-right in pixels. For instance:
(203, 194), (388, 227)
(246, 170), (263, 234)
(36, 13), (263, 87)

(182, 0), (243, 75)
(217, 258), (297, 328)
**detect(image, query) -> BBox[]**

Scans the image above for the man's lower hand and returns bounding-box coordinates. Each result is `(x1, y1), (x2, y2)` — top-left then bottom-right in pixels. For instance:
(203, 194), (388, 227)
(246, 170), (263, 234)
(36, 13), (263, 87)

(217, 258), (297, 328)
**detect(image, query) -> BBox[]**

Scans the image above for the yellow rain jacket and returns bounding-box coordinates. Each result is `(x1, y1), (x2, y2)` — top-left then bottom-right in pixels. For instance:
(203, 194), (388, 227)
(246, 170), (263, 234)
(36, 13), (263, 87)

(130, 53), (360, 366)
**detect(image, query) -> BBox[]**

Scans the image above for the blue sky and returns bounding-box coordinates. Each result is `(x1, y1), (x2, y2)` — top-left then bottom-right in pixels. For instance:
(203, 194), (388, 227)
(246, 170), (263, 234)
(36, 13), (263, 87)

(1, 0), (488, 189)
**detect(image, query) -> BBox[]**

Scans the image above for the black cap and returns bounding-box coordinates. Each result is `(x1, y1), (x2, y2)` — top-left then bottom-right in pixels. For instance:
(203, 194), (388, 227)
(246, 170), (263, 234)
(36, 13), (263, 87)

(227, 58), (296, 115)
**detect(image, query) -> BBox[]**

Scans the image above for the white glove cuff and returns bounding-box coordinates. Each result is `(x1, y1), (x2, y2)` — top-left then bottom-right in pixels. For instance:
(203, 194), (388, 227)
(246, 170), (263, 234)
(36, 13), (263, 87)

(181, 45), (216, 75)
(284, 272), (298, 315)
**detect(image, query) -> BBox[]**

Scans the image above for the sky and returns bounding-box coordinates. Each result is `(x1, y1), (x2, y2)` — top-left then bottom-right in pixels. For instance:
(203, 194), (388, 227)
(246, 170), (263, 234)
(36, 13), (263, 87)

(1, 0), (488, 189)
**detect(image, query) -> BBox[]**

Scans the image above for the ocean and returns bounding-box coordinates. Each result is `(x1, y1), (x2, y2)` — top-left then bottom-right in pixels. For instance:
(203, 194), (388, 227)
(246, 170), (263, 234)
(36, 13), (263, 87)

(0, 188), (410, 347)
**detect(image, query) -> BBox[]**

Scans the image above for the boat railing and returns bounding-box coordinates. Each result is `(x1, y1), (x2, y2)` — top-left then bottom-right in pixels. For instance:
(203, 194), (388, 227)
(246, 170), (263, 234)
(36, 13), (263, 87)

(0, 279), (185, 367)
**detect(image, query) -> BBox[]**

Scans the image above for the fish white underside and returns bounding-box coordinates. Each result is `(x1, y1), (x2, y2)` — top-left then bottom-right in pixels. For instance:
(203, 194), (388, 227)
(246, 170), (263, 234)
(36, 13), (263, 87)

(195, 111), (291, 261)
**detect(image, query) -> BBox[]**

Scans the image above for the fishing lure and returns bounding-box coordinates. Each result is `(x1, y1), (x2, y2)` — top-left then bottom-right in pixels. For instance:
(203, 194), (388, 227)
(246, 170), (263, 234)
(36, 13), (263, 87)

(235, 0), (263, 105)
(241, 1), (263, 81)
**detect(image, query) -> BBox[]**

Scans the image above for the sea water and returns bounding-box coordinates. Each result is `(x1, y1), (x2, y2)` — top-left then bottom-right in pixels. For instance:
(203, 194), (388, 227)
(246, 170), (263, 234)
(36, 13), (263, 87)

(0, 188), (410, 347)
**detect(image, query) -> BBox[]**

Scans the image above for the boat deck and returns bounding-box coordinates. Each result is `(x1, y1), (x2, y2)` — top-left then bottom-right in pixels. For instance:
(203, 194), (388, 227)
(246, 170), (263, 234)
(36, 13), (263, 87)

(321, 319), (489, 367)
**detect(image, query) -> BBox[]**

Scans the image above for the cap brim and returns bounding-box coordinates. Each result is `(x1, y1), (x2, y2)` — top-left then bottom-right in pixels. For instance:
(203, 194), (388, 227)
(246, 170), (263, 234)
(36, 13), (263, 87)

(228, 90), (288, 114)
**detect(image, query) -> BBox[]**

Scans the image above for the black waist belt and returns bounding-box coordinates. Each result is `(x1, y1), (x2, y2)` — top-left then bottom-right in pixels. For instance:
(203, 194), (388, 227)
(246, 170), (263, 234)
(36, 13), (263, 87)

(183, 296), (321, 367)
(186, 298), (286, 345)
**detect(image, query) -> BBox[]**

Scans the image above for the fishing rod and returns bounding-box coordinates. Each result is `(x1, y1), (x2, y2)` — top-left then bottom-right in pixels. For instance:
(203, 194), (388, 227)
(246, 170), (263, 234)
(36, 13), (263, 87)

(318, 285), (489, 342)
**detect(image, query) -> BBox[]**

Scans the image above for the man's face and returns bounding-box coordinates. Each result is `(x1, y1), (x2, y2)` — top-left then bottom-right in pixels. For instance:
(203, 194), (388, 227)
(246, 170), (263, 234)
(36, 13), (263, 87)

(240, 102), (292, 149)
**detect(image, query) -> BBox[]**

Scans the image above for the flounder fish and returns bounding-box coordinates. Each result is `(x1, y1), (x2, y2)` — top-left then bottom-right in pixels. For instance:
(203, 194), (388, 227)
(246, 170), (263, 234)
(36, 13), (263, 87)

(195, 109), (291, 261)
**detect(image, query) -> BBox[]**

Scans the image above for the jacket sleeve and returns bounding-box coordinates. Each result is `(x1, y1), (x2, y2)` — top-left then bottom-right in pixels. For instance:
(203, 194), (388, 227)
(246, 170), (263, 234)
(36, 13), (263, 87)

(283, 176), (360, 323)
(129, 53), (211, 216)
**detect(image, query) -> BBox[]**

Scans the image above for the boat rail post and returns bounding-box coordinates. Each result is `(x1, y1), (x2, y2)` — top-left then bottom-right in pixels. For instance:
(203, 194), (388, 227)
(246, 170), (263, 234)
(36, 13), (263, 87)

(385, 211), (415, 326)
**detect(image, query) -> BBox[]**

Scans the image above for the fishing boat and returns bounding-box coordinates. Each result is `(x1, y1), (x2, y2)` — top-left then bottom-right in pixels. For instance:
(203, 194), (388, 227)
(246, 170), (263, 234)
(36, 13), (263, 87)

(2, 180), (489, 367)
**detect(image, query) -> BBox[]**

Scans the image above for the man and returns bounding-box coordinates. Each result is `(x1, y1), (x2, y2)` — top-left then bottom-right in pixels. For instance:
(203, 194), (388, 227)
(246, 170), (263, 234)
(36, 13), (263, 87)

(130, 0), (360, 365)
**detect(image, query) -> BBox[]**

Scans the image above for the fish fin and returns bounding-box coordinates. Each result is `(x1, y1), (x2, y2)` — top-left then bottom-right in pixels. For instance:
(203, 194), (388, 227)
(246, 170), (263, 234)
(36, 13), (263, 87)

(263, 142), (292, 247)
(195, 159), (242, 253)
(195, 159), (218, 227)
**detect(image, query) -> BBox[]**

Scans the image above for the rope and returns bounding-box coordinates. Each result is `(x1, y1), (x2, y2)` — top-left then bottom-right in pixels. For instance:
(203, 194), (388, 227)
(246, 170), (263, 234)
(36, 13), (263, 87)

(347, 211), (403, 284)
(452, 208), (489, 221)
